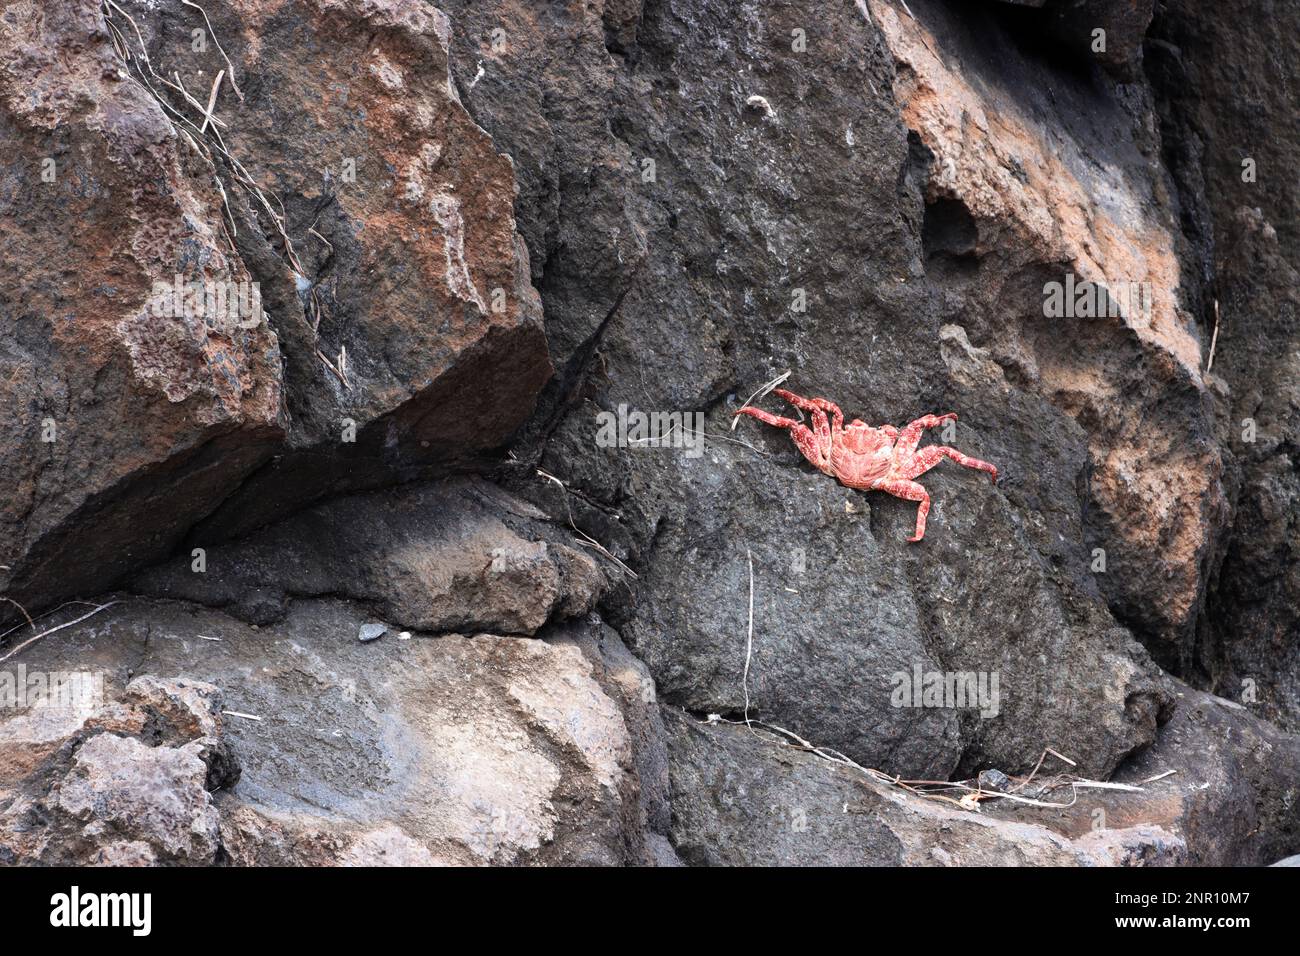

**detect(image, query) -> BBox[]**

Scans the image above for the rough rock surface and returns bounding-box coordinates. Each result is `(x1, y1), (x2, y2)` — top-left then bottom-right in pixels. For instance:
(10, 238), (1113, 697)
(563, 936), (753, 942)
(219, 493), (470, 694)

(0, 0), (551, 607)
(119, 0), (555, 541)
(869, 0), (1225, 670)
(131, 478), (608, 634)
(443, 0), (1176, 778)
(984, 684), (1300, 866)
(0, 0), (284, 609)
(1, 0), (1299, 867)
(2, 599), (669, 866)
(0, 675), (236, 865)
(665, 709), (1185, 866)
(1145, 0), (1300, 733)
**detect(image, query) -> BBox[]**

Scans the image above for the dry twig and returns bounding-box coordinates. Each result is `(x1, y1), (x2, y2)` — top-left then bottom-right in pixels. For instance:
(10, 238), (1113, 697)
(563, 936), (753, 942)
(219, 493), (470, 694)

(731, 370), (792, 431)
(0, 602), (120, 665)
(221, 710), (262, 721)
(198, 68), (224, 134)
(0, 598), (34, 635)
(1206, 299), (1221, 374)
(742, 548), (755, 729)
(536, 470), (638, 579)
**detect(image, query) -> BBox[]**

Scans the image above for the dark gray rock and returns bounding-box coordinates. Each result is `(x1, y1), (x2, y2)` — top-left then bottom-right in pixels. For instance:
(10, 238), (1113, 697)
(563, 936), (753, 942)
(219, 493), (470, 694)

(358, 623), (387, 643)
(663, 708), (1184, 866)
(1148, 1), (1300, 734)
(131, 478), (609, 637)
(984, 683), (1300, 866)
(444, 0), (1175, 779)
(978, 769), (1012, 793)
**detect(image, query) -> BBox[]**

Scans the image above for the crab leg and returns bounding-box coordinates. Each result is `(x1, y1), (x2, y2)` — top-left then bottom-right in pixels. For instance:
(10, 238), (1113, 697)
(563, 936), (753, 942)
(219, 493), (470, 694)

(733, 407), (830, 472)
(906, 445), (999, 483)
(768, 389), (842, 470)
(774, 389), (845, 433)
(895, 413), (958, 457)
(872, 477), (931, 542)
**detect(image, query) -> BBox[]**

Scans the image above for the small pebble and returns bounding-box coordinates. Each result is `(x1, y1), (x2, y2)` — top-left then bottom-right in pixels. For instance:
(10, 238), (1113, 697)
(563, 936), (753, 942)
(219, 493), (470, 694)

(745, 94), (775, 119)
(977, 768), (1012, 793)
(358, 622), (387, 643)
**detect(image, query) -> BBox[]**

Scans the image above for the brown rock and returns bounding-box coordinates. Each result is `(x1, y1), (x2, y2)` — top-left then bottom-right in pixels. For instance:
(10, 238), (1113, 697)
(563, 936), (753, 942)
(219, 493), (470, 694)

(0, 0), (284, 610)
(0, 0), (553, 613)
(1147, 1), (1300, 732)
(124, 0), (553, 539)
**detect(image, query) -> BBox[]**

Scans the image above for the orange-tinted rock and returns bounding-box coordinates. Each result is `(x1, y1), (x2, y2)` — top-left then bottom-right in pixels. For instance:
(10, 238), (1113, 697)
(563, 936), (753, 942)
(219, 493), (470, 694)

(140, 0), (554, 539)
(0, 0), (551, 609)
(868, 0), (1227, 666)
(0, 0), (285, 610)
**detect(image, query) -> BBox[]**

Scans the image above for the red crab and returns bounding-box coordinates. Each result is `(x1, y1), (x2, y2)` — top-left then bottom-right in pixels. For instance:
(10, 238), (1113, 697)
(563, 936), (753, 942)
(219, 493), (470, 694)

(734, 388), (998, 542)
